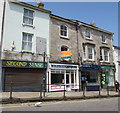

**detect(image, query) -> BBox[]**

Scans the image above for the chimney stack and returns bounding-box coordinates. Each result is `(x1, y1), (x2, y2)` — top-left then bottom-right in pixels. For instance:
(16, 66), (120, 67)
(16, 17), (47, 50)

(37, 2), (44, 8)
(90, 23), (96, 27)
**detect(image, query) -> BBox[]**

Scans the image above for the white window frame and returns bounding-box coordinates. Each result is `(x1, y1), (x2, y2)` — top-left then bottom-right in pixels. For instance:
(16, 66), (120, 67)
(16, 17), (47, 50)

(88, 46), (94, 61)
(23, 8), (34, 25)
(101, 34), (106, 43)
(83, 45), (86, 60)
(85, 29), (91, 39)
(104, 49), (109, 62)
(22, 32), (33, 52)
(59, 25), (68, 38)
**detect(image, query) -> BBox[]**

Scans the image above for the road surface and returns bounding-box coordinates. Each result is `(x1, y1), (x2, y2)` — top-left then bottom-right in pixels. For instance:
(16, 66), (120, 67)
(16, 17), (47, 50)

(1, 97), (120, 111)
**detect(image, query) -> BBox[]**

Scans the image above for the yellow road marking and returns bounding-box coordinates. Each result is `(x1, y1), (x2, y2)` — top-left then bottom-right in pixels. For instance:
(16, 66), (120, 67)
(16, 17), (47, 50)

(0, 105), (23, 109)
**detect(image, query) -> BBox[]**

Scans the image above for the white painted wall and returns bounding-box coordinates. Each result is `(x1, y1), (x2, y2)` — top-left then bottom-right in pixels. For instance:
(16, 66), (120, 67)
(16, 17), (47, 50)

(0, 0), (4, 44)
(2, 1), (50, 55)
(113, 47), (120, 82)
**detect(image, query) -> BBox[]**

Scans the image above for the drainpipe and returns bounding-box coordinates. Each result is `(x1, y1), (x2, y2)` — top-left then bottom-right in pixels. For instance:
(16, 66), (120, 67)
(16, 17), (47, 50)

(0, 0), (6, 91)
(76, 21), (81, 91)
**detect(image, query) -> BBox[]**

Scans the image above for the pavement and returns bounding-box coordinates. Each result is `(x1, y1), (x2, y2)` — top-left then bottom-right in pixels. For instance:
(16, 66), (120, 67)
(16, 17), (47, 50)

(1, 89), (120, 104)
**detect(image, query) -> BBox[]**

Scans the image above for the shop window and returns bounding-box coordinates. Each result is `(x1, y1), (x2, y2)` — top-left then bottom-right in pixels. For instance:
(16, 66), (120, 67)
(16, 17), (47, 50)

(22, 32), (33, 51)
(60, 25), (68, 38)
(51, 74), (64, 84)
(23, 9), (34, 25)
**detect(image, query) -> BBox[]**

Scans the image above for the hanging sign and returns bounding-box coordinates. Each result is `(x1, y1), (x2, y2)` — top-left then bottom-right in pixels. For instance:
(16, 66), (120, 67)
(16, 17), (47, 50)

(61, 51), (72, 61)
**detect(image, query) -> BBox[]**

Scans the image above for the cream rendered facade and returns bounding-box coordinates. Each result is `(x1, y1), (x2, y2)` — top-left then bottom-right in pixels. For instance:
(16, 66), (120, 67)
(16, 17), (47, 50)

(1, 0), (51, 91)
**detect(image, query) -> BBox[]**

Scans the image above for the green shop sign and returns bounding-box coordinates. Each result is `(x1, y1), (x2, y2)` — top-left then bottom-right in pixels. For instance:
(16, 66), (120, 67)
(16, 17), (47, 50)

(2, 60), (47, 68)
(101, 66), (115, 69)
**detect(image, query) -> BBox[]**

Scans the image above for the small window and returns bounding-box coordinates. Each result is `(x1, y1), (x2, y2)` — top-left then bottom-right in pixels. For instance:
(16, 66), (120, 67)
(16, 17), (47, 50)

(85, 29), (91, 39)
(22, 33), (33, 51)
(23, 9), (34, 25)
(88, 47), (94, 60)
(61, 46), (68, 51)
(60, 25), (68, 37)
(101, 34), (106, 43)
(104, 49), (109, 61)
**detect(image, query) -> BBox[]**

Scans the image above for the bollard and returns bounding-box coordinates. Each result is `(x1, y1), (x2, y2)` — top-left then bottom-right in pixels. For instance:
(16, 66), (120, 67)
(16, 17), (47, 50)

(79, 84), (81, 92)
(83, 85), (85, 98)
(10, 82), (13, 99)
(63, 84), (66, 99)
(99, 86), (101, 97)
(118, 90), (120, 96)
(107, 85), (109, 96)
(40, 84), (42, 99)
(43, 84), (45, 98)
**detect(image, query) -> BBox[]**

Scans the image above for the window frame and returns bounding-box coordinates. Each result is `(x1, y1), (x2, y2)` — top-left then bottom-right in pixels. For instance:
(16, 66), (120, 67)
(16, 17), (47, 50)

(104, 49), (109, 62)
(85, 29), (91, 39)
(101, 34), (106, 43)
(23, 8), (34, 25)
(83, 45), (86, 60)
(59, 24), (68, 38)
(22, 32), (33, 52)
(88, 46), (94, 60)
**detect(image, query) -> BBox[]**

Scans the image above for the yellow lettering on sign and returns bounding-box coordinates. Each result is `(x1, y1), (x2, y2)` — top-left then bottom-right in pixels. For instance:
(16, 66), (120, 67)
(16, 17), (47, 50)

(6, 61), (27, 67)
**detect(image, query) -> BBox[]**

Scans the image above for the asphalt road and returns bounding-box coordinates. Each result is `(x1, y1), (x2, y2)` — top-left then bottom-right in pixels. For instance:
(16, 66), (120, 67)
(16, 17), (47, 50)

(1, 97), (120, 111)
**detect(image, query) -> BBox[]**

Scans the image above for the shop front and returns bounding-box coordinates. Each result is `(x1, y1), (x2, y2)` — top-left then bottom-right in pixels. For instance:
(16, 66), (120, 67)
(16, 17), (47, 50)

(80, 64), (101, 91)
(2, 60), (47, 92)
(47, 63), (79, 91)
(101, 65), (115, 88)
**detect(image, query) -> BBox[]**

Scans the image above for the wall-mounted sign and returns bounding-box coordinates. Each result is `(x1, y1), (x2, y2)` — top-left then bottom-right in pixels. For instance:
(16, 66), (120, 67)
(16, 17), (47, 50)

(51, 64), (78, 70)
(2, 60), (47, 68)
(80, 64), (100, 70)
(61, 51), (72, 61)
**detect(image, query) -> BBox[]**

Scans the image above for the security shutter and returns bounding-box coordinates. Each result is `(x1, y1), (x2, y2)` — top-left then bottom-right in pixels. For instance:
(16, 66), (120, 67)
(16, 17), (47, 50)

(4, 68), (44, 92)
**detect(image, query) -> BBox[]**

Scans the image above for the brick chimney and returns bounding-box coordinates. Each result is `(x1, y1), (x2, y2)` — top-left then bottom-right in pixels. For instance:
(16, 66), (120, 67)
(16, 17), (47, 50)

(37, 2), (44, 8)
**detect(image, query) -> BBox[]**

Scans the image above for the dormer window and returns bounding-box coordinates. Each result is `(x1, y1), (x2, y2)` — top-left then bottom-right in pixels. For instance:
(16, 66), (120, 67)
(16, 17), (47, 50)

(85, 29), (91, 39)
(60, 25), (68, 38)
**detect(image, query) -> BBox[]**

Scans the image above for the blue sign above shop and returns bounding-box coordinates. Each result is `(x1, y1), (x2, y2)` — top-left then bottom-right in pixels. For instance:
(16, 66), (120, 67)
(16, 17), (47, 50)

(80, 64), (100, 70)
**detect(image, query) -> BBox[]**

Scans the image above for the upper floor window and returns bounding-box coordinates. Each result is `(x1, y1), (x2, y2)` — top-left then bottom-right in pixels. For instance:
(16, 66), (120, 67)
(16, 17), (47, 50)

(61, 46), (69, 51)
(60, 25), (68, 38)
(85, 29), (91, 39)
(104, 49), (109, 62)
(83, 45), (86, 59)
(100, 48), (109, 62)
(100, 48), (103, 60)
(88, 46), (94, 60)
(101, 34), (106, 43)
(23, 9), (34, 25)
(22, 32), (33, 51)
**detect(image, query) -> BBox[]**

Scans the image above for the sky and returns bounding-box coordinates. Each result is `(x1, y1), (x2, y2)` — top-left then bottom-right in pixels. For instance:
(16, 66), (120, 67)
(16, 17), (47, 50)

(20, 1), (118, 46)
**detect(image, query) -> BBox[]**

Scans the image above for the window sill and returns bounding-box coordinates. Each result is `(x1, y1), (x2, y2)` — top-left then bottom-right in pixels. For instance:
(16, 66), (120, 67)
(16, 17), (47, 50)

(21, 50), (32, 53)
(22, 23), (35, 29)
(85, 38), (93, 41)
(101, 42), (108, 45)
(60, 36), (69, 40)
